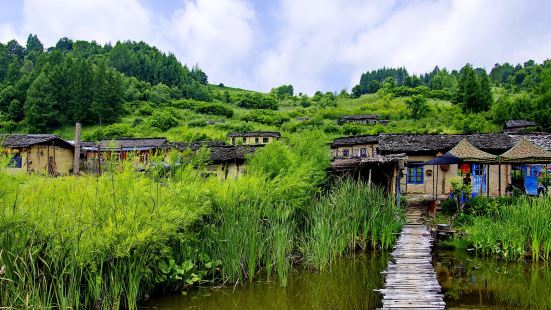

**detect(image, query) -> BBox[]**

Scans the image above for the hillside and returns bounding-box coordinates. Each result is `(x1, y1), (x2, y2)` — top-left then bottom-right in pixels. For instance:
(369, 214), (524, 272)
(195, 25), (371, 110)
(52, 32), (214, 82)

(1, 35), (550, 142)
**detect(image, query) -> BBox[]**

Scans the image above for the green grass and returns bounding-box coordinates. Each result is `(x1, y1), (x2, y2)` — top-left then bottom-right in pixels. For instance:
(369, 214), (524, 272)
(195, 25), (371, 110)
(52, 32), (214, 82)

(462, 197), (551, 261)
(0, 132), (403, 308)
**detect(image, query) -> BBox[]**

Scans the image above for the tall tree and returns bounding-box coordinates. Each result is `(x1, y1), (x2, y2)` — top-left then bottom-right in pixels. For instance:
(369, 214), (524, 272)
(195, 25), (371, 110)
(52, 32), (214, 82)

(24, 71), (58, 132)
(26, 34), (44, 53)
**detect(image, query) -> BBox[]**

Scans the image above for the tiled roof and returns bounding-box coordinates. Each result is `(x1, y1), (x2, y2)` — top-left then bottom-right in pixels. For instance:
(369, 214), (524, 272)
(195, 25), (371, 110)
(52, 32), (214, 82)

(227, 131), (281, 138)
(0, 134), (73, 149)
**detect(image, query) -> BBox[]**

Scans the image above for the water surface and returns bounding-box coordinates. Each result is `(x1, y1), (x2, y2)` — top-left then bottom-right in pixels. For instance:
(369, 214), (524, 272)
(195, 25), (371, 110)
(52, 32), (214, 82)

(435, 250), (551, 310)
(147, 254), (387, 310)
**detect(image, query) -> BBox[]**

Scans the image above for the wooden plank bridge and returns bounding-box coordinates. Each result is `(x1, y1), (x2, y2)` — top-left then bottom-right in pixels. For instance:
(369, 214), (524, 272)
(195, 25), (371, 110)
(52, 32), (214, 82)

(376, 207), (445, 309)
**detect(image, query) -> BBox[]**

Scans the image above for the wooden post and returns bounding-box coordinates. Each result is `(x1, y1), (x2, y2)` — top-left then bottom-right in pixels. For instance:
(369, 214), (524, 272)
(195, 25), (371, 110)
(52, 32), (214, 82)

(498, 161), (502, 197)
(368, 168), (372, 186)
(73, 123), (81, 175)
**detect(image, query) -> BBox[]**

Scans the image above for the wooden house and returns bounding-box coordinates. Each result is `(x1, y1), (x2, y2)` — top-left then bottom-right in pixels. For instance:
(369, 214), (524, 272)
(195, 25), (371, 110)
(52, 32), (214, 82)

(227, 131), (281, 145)
(1, 134), (74, 175)
(338, 114), (389, 125)
(164, 141), (261, 179)
(504, 120), (537, 133)
(330, 133), (551, 198)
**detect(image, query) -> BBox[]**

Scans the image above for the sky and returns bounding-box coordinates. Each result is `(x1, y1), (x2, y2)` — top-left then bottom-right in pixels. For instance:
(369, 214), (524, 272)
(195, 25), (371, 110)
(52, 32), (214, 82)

(1, 0), (551, 94)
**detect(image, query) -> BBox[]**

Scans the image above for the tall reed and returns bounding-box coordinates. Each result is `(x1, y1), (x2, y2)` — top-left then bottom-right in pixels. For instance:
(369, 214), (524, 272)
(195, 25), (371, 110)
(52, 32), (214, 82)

(466, 197), (551, 261)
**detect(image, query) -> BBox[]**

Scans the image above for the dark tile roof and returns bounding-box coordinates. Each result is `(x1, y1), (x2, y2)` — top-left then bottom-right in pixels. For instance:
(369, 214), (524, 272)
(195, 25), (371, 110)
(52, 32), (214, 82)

(331, 133), (540, 155)
(98, 138), (168, 149)
(227, 131), (281, 138)
(509, 133), (551, 151)
(505, 120), (537, 129)
(378, 133), (516, 155)
(0, 134), (74, 149)
(331, 135), (380, 147)
(340, 114), (379, 121)
(164, 141), (227, 151)
(209, 145), (263, 163)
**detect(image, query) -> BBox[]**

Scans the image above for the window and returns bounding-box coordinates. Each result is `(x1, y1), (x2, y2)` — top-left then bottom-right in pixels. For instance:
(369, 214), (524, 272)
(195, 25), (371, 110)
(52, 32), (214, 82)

(255, 137), (259, 144)
(242, 137), (246, 144)
(263, 137), (269, 143)
(8, 153), (22, 168)
(360, 148), (367, 157)
(342, 149), (350, 158)
(407, 166), (424, 184)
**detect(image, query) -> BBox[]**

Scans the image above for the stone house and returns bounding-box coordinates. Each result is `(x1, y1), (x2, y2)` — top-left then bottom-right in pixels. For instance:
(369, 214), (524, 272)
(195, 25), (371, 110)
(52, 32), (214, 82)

(1, 134), (74, 175)
(227, 131), (281, 145)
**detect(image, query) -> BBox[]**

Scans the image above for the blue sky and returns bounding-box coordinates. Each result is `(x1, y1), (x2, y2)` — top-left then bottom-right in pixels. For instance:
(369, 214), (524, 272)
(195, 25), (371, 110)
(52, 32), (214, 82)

(1, 0), (551, 94)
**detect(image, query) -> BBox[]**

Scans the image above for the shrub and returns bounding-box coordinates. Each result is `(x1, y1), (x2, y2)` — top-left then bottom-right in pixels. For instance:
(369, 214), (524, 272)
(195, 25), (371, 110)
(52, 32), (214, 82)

(137, 103), (154, 116)
(242, 110), (290, 125)
(195, 103), (234, 118)
(236, 93), (278, 110)
(84, 123), (135, 140)
(150, 110), (179, 131)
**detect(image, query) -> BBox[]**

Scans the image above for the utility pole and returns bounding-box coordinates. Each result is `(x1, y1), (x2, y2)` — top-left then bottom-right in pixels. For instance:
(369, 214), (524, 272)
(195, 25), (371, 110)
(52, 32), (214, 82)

(73, 123), (81, 175)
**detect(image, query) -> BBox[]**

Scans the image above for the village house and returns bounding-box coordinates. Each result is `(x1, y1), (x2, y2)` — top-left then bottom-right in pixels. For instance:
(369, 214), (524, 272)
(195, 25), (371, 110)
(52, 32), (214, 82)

(163, 141), (261, 179)
(227, 131), (281, 145)
(330, 133), (551, 199)
(1, 134), (75, 175)
(503, 120), (537, 133)
(338, 114), (390, 125)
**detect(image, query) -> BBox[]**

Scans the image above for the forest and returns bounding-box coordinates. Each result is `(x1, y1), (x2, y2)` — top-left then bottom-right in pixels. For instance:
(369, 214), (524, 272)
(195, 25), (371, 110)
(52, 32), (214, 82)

(1, 34), (550, 138)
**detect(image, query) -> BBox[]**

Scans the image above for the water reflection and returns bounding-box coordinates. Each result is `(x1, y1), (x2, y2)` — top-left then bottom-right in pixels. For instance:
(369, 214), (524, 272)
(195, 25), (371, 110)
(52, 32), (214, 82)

(147, 253), (388, 310)
(435, 250), (551, 310)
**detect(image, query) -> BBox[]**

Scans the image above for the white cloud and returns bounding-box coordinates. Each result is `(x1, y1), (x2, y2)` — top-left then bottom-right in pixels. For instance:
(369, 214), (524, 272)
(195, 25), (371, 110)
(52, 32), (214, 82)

(166, 0), (258, 87)
(3, 0), (551, 93)
(20, 0), (153, 46)
(0, 23), (21, 43)
(256, 0), (551, 94)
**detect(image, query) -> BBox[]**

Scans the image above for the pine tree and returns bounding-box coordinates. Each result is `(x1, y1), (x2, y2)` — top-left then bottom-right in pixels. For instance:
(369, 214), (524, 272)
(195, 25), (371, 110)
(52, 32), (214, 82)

(24, 71), (58, 132)
(477, 70), (493, 112)
(26, 34), (44, 53)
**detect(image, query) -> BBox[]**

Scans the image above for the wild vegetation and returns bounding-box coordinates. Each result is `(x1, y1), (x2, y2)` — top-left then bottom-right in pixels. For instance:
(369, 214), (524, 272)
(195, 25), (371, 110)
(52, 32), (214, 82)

(0, 133), (403, 309)
(1, 34), (551, 139)
(440, 196), (551, 262)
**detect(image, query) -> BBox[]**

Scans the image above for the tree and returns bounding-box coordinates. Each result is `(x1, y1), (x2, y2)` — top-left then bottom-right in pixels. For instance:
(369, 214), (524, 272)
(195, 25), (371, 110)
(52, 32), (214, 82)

(405, 94), (429, 120)
(26, 34), (44, 53)
(24, 71), (58, 132)
(477, 70), (493, 112)
(367, 80), (381, 93)
(55, 37), (73, 52)
(270, 84), (294, 100)
(456, 65), (481, 112)
(351, 84), (363, 98)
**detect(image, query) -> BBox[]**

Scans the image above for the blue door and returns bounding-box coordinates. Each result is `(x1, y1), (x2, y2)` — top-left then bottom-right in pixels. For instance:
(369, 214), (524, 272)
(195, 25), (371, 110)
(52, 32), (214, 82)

(472, 164), (486, 195)
(525, 165), (541, 196)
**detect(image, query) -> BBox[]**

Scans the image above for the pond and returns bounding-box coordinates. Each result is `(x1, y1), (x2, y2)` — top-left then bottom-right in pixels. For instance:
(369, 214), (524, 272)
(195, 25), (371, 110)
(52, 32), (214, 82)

(147, 253), (388, 310)
(147, 251), (551, 310)
(435, 250), (551, 310)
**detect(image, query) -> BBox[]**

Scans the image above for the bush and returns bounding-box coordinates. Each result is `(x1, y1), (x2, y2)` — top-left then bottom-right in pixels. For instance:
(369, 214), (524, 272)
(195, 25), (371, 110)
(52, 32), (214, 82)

(137, 103), (154, 116)
(236, 93), (278, 110)
(242, 110), (290, 125)
(150, 110), (179, 131)
(195, 103), (234, 118)
(85, 123), (135, 140)
(441, 199), (457, 215)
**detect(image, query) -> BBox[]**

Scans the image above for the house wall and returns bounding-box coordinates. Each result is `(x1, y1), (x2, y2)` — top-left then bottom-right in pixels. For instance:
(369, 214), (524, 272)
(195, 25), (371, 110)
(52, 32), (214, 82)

(333, 144), (379, 158)
(208, 163), (245, 179)
(400, 154), (511, 197)
(5, 145), (73, 175)
(229, 136), (275, 145)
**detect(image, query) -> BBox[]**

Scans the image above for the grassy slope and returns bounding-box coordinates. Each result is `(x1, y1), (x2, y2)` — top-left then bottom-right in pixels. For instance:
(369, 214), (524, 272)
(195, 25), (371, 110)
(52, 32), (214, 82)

(53, 86), (501, 141)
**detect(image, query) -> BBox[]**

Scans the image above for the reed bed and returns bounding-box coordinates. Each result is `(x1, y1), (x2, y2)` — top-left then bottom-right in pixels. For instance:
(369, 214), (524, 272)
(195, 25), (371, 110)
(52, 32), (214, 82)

(466, 197), (551, 262)
(0, 132), (404, 308)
